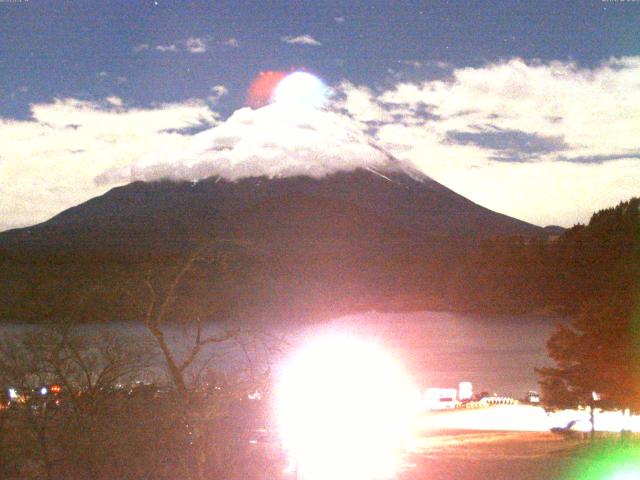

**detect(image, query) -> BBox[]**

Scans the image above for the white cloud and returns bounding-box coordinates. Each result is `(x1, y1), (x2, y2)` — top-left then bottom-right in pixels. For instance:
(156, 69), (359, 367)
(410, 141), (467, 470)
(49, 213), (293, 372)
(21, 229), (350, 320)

(398, 60), (423, 68)
(335, 81), (390, 123)
(156, 44), (178, 52)
(333, 56), (640, 226)
(0, 98), (218, 231)
(135, 38), (208, 54)
(221, 37), (239, 47)
(432, 158), (640, 228)
(208, 85), (229, 103)
(133, 43), (149, 53)
(4, 56), (638, 231)
(96, 72), (127, 84)
(185, 37), (207, 53)
(98, 104), (397, 185)
(105, 96), (124, 107)
(377, 57), (640, 158)
(334, 16), (346, 23)
(281, 34), (322, 46)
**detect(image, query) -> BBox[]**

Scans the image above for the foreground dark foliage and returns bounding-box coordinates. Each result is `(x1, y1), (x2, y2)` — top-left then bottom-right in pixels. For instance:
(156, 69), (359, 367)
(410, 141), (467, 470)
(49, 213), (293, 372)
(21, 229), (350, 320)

(0, 328), (283, 480)
(537, 198), (640, 412)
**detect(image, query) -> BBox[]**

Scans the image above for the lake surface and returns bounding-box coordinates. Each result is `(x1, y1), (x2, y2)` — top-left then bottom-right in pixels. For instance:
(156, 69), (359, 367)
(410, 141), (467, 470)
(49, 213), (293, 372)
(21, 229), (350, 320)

(1, 311), (559, 398)
(290, 311), (558, 398)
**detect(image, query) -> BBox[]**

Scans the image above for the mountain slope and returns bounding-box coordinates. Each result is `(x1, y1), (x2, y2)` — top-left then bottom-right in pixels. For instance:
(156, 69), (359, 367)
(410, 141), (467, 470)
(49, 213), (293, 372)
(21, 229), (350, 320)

(0, 167), (549, 323)
(3, 168), (541, 243)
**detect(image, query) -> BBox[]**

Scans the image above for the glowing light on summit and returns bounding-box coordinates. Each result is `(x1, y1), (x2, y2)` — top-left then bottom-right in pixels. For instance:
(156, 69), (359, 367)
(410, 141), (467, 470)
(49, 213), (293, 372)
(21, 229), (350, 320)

(271, 72), (330, 108)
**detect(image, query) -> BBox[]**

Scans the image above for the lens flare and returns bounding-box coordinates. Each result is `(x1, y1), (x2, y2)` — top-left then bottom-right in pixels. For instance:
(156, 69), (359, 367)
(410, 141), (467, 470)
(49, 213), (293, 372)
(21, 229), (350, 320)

(274, 333), (420, 480)
(246, 71), (288, 108)
(271, 71), (330, 108)
(563, 441), (640, 480)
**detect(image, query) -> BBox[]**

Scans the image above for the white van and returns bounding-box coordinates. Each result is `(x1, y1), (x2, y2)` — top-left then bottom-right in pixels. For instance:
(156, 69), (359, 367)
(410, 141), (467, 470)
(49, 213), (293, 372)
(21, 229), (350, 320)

(423, 388), (457, 410)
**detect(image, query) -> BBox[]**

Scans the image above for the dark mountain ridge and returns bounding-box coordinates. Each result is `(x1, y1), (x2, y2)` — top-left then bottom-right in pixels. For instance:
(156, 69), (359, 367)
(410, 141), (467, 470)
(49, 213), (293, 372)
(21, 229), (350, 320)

(0, 168), (556, 323)
(2, 168), (543, 246)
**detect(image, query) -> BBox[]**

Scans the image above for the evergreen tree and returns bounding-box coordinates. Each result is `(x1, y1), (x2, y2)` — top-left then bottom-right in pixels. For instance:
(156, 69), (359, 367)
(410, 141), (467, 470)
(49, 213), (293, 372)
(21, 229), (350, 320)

(537, 294), (640, 411)
(537, 198), (640, 412)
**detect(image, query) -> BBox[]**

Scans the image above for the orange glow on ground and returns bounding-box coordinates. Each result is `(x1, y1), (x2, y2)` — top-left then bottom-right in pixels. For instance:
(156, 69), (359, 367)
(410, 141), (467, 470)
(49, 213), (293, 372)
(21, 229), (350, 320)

(275, 333), (421, 480)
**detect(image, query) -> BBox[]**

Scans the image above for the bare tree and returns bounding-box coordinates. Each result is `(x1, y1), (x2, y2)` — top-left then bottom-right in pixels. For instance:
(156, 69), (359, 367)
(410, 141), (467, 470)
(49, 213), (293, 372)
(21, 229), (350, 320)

(0, 325), (157, 480)
(119, 241), (241, 393)
(2, 236), (290, 480)
(116, 239), (288, 480)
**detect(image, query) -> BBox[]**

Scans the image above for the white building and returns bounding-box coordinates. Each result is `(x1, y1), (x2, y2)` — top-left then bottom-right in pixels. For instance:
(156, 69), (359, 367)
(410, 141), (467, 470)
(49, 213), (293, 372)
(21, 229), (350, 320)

(423, 388), (457, 410)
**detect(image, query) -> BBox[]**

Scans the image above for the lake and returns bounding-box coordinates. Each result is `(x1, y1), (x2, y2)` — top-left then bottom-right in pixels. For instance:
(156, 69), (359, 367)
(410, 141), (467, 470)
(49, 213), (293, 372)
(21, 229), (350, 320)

(0, 310), (559, 398)
(290, 311), (558, 398)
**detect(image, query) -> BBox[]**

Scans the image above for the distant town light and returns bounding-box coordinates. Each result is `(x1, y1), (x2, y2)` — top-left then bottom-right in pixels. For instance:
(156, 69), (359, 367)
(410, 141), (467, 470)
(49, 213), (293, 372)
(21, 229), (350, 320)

(248, 390), (261, 400)
(40, 387), (48, 396)
(526, 390), (540, 404)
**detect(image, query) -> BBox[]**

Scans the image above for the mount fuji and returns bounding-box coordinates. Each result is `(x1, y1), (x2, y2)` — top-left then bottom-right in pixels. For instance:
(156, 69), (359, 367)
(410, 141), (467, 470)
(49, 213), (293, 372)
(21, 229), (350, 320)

(0, 105), (554, 323)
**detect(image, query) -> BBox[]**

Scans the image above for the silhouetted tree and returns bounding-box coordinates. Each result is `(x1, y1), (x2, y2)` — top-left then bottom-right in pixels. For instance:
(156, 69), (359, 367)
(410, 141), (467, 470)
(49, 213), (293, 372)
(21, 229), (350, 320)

(0, 325), (157, 479)
(117, 238), (286, 480)
(537, 295), (640, 412)
(537, 198), (640, 413)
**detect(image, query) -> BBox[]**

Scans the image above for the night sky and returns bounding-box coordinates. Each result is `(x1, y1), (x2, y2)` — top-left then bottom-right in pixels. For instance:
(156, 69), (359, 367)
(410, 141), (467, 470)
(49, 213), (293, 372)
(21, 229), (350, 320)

(1, 0), (639, 230)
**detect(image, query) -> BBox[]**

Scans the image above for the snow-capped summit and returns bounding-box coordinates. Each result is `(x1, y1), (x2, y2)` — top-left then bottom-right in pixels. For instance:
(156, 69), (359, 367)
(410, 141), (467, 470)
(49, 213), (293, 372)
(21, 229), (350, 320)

(98, 103), (405, 185)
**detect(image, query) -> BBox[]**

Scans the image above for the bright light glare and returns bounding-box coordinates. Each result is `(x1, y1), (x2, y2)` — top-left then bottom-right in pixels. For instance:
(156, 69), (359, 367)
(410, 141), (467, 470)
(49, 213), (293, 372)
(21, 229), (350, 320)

(271, 72), (330, 108)
(275, 334), (420, 480)
(610, 472), (640, 480)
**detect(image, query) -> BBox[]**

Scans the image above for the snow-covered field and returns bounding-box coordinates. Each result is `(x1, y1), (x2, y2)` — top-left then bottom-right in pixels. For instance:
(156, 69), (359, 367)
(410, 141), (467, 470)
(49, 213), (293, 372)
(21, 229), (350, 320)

(419, 405), (640, 433)
(401, 430), (579, 480)
(394, 405), (640, 480)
